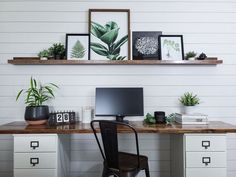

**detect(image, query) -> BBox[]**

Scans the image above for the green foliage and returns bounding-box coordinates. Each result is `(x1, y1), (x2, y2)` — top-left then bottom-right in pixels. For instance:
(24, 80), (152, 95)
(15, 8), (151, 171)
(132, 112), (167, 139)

(165, 113), (176, 124)
(16, 77), (59, 106)
(90, 21), (128, 60)
(71, 40), (86, 58)
(38, 49), (49, 58)
(163, 39), (180, 52)
(144, 113), (156, 124)
(48, 43), (66, 59)
(179, 92), (200, 106)
(185, 51), (197, 59)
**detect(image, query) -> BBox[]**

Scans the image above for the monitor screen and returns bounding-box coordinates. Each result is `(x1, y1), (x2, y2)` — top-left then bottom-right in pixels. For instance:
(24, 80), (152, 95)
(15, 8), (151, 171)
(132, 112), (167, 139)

(95, 88), (144, 120)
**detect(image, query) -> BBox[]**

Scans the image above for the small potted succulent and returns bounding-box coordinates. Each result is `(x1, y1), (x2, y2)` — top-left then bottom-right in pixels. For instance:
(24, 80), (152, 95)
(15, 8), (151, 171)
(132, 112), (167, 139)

(185, 51), (197, 60)
(179, 92), (200, 114)
(48, 43), (66, 60)
(16, 77), (58, 125)
(38, 49), (49, 60)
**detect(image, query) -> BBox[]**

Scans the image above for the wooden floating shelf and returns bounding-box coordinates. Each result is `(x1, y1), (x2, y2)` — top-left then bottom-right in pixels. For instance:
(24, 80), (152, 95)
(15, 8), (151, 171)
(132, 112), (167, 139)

(8, 57), (223, 65)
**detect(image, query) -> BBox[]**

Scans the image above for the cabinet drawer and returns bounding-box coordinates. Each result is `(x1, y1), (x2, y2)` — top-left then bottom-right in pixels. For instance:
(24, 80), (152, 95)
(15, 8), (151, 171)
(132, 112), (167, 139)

(14, 153), (56, 169)
(185, 134), (226, 152)
(14, 169), (56, 177)
(14, 134), (57, 152)
(186, 152), (226, 168)
(186, 168), (226, 177)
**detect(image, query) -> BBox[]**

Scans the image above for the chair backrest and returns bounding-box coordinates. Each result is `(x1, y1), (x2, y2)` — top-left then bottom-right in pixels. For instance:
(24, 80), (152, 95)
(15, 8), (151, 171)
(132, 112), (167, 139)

(90, 120), (140, 170)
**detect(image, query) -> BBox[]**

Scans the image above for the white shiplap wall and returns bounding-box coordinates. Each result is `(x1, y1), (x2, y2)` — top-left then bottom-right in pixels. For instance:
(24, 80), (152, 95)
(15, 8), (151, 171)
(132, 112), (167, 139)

(0, 0), (236, 177)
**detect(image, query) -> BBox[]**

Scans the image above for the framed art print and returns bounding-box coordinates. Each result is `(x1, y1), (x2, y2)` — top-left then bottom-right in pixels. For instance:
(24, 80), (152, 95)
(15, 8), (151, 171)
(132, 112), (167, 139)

(132, 31), (162, 60)
(66, 34), (90, 60)
(159, 35), (184, 60)
(89, 9), (130, 60)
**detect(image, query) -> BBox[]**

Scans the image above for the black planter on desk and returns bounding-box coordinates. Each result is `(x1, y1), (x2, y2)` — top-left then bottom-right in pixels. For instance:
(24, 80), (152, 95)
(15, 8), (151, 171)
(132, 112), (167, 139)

(25, 105), (49, 125)
(154, 111), (166, 124)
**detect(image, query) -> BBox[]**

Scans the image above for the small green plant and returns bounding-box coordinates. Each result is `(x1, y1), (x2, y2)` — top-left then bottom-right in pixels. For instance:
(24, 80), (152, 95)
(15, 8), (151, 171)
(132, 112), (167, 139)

(185, 51), (197, 60)
(16, 77), (59, 106)
(90, 21), (128, 60)
(179, 92), (200, 106)
(48, 43), (66, 59)
(38, 49), (49, 58)
(144, 113), (156, 124)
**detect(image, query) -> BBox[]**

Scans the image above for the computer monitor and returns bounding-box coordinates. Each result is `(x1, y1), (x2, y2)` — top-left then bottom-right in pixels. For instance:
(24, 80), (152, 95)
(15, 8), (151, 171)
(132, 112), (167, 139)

(95, 87), (144, 122)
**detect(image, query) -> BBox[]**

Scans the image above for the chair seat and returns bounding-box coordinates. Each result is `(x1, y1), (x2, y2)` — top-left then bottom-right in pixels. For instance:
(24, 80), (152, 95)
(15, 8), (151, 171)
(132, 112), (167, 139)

(118, 152), (148, 172)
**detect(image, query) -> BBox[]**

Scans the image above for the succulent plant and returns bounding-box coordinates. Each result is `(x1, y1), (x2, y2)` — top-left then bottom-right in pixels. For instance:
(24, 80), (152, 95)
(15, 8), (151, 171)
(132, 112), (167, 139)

(90, 21), (128, 60)
(38, 49), (49, 58)
(185, 51), (197, 59)
(179, 92), (200, 106)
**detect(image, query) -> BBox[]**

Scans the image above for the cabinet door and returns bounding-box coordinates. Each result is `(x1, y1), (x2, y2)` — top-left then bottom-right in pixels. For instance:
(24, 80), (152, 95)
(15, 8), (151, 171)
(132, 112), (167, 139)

(186, 168), (226, 177)
(14, 169), (56, 177)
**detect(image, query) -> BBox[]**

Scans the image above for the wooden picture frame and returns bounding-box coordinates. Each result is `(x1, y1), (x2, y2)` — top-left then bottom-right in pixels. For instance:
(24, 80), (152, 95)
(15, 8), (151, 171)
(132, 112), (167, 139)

(159, 35), (184, 61)
(66, 34), (90, 60)
(89, 9), (131, 60)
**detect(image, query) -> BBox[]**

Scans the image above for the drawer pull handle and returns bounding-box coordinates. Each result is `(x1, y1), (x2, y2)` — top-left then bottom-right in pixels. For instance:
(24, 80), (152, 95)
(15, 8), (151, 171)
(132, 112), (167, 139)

(30, 158), (39, 166)
(202, 141), (210, 149)
(202, 157), (211, 166)
(30, 141), (39, 150)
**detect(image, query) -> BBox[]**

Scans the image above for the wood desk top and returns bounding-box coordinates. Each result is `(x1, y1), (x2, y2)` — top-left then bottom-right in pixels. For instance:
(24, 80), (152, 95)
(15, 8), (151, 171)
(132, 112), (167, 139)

(0, 121), (236, 134)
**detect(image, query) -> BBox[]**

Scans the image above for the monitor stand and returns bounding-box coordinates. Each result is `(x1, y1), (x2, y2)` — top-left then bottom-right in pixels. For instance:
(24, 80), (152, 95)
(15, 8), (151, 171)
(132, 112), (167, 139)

(116, 115), (129, 124)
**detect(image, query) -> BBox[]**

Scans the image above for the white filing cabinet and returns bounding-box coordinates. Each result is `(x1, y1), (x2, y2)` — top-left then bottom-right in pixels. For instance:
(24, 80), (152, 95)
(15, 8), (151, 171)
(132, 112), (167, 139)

(13, 134), (70, 177)
(171, 134), (226, 177)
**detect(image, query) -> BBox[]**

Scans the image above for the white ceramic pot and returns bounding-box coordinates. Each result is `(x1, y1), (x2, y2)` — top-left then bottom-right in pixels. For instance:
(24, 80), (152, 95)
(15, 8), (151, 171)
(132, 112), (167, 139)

(182, 106), (196, 115)
(188, 57), (195, 61)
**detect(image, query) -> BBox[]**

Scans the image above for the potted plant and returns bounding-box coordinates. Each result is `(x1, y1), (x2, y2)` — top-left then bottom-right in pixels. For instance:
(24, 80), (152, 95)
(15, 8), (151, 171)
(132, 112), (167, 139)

(48, 43), (66, 60)
(179, 92), (200, 114)
(16, 77), (58, 125)
(185, 51), (197, 60)
(38, 49), (49, 60)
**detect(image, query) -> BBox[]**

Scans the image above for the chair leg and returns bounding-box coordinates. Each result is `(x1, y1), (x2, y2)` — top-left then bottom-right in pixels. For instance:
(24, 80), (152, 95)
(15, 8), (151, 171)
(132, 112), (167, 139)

(102, 167), (109, 177)
(144, 163), (150, 177)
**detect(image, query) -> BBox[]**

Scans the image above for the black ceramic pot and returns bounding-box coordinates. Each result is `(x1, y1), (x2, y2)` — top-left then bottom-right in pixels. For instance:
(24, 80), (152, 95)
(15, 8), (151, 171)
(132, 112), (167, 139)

(25, 106), (49, 125)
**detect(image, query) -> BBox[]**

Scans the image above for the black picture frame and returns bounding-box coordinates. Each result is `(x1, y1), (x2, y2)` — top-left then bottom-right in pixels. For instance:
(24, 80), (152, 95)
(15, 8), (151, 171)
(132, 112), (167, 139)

(132, 31), (162, 60)
(158, 35), (184, 60)
(66, 34), (90, 60)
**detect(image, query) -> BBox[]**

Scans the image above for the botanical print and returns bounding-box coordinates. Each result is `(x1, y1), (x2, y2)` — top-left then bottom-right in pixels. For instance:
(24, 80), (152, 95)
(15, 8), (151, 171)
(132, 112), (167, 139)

(70, 40), (86, 59)
(90, 21), (128, 60)
(66, 34), (89, 60)
(133, 31), (162, 60)
(159, 36), (184, 60)
(135, 37), (158, 55)
(89, 10), (130, 60)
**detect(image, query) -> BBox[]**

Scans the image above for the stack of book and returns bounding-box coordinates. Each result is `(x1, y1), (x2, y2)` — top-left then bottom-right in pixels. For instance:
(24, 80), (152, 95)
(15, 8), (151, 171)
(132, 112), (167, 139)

(175, 113), (208, 125)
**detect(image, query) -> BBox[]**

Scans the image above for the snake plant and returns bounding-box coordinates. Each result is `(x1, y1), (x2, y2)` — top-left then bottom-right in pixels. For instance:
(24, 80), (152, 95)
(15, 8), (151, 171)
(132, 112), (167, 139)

(90, 21), (128, 60)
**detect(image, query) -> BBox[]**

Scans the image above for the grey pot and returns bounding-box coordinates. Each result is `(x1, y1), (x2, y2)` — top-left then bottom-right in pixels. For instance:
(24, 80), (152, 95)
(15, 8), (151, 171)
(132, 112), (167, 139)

(24, 106), (49, 125)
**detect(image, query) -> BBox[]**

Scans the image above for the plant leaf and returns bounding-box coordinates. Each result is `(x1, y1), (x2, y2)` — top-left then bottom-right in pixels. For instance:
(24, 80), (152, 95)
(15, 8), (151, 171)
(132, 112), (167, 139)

(91, 21), (107, 38)
(90, 42), (109, 56)
(100, 28), (119, 45)
(70, 40), (86, 58)
(45, 86), (55, 97)
(16, 89), (24, 101)
(50, 83), (59, 88)
(112, 35), (128, 52)
(105, 21), (118, 31)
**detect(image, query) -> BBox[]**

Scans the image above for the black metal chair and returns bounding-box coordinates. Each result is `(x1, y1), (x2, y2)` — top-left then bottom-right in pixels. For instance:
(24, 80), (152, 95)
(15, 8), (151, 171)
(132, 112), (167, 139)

(90, 120), (150, 177)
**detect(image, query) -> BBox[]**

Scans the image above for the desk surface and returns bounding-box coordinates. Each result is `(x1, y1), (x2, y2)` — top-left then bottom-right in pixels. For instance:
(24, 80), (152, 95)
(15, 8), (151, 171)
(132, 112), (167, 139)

(0, 121), (236, 134)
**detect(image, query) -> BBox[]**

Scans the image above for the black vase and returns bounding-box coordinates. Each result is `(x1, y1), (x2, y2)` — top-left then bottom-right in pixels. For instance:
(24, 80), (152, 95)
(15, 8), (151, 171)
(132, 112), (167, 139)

(154, 111), (166, 124)
(25, 106), (49, 125)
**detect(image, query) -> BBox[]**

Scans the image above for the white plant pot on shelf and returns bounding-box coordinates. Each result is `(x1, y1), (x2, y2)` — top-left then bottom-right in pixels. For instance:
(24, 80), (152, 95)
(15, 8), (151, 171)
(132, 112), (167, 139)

(182, 106), (197, 114)
(188, 57), (196, 61)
